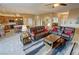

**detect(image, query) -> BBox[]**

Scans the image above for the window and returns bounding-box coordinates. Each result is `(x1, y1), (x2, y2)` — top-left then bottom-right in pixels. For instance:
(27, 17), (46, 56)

(53, 17), (58, 23)
(28, 18), (32, 26)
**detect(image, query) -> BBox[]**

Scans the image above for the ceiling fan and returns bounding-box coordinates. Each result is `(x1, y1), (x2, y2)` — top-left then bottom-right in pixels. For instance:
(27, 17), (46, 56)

(45, 3), (67, 8)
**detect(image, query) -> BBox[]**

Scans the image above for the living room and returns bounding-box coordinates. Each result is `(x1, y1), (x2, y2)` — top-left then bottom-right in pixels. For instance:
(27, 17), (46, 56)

(0, 3), (79, 55)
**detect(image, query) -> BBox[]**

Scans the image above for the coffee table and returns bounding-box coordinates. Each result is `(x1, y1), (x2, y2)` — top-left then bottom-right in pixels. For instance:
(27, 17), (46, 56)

(44, 34), (61, 43)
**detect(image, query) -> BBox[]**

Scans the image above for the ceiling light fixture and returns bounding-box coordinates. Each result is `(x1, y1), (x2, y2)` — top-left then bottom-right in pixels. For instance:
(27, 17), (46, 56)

(15, 19), (18, 21)
(53, 3), (60, 7)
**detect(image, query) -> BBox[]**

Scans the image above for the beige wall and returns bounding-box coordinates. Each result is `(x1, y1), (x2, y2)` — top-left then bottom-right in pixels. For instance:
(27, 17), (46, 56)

(60, 8), (79, 28)
(69, 8), (79, 19)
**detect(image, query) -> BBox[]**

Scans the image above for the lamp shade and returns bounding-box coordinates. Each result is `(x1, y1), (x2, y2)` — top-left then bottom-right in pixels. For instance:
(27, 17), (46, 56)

(22, 25), (27, 32)
(47, 23), (52, 30)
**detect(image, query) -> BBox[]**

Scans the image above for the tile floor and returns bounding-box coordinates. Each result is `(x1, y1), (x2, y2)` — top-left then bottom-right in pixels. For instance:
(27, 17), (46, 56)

(0, 33), (25, 55)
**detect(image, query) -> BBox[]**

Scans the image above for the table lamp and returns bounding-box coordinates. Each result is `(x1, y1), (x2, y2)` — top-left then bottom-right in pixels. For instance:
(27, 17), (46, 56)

(47, 23), (52, 30)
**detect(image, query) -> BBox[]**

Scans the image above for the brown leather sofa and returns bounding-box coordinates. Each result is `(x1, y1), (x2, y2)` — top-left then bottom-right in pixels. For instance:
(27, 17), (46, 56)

(30, 26), (50, 40)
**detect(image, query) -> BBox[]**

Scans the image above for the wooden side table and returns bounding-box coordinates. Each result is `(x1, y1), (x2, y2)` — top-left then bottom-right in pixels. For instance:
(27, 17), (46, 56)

(20, 32), (32, 45)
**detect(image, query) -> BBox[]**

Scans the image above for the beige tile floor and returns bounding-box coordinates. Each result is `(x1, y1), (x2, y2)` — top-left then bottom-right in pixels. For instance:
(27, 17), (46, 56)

(0, 33), (25, 55)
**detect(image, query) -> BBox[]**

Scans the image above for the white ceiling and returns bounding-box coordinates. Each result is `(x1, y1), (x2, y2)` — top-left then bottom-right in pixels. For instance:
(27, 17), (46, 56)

(0, 3), (79, 15)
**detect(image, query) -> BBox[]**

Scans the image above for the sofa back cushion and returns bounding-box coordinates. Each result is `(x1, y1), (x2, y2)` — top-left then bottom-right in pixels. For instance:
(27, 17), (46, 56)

(30, 26), (47, 36)
(63, 27), (74, 36)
